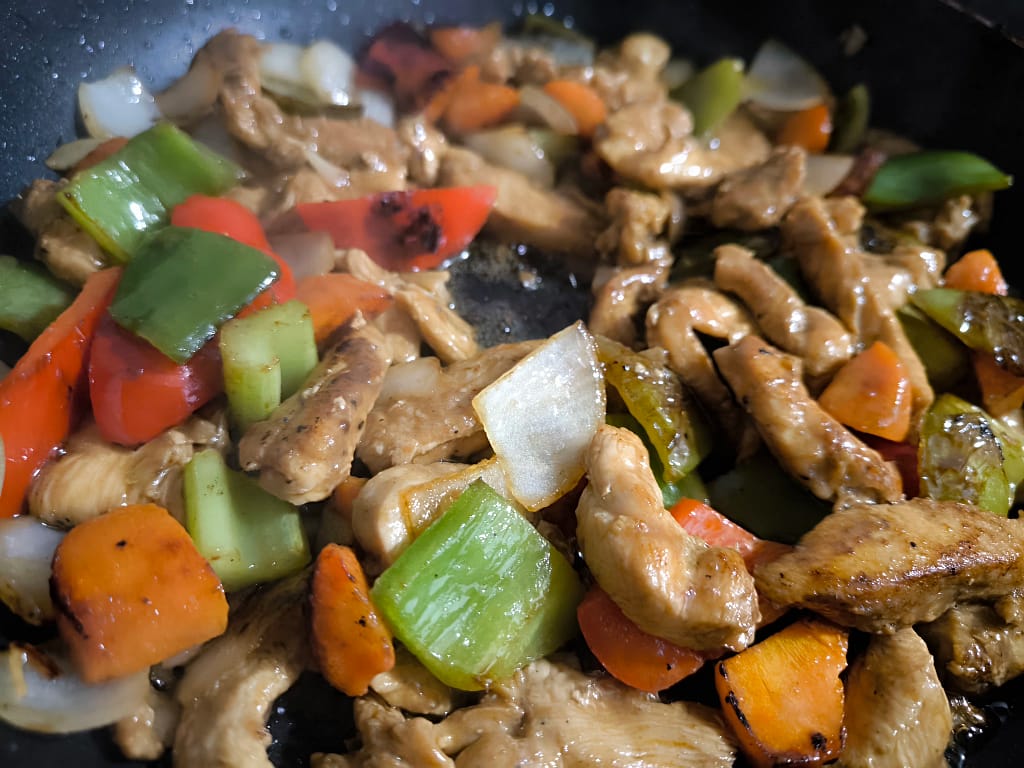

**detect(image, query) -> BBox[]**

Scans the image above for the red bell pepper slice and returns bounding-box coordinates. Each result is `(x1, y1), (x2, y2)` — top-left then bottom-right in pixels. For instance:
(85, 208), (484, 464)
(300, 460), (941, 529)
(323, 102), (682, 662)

(294, 186), (497, 271)
(89, 315), (223, 447)
(0, 267), (121, 517)
(359, 23), (453, 111)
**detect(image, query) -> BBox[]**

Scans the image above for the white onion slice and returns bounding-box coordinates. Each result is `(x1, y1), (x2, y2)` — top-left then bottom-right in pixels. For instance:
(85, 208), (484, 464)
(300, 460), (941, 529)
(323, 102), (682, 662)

(803, 154), (856, 196)
(303, 147), (350, 188)
(518, 85), (578, 135)
(473, 321), (606, 511)
(0, 644), (150, 734)
(661, 58), (695, 91)
(78, 67), (162, 139)
(463, 126), (555, 187)
(746, 39), (829, 111)
(260, 42), (320, 105)
(378, 356), (443, 403)
(300, 40), (357, 106)
(267, 231), (335, 280)
(44, 138), (105, 172)
(0, 516), (64, 625)
(358, 89), (396, 128)
(156, 54), (220, 125)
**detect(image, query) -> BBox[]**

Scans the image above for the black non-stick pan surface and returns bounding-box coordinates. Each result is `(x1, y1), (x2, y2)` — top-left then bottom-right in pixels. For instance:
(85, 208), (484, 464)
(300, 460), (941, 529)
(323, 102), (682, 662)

(2, 1), (1024, 765)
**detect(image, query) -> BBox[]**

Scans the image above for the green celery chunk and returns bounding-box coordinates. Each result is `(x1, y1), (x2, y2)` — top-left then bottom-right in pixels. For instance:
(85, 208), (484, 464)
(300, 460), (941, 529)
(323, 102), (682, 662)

(919, 394), (1017, 516)
(897, 304), (969, 391)
(183, 449), (310, 590)
(912, 288), (1024, 377)
(110, 227), (279, 364)
(58, 123), (243, 261)
(707, 452), (831, 544)
(863, 151), (1011, 210)
(597, 336), (711, 482)
(372, 480), (583, 691)
(0, 256), (75, 341)
(830, 83), (870, 154)
(220, 300), (318, 431)
(672, 58), (745, 136)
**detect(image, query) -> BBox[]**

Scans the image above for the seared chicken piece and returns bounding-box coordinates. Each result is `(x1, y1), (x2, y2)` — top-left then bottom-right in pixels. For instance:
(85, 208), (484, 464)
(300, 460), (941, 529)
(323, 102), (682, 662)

(840, 629), (952, 768)
(357, 341), (537, 473)
(30, 415), (229, 527)
(397, 116), (448, 187)
(174, 574), (310, 768)
(589, 263), (668, 347)
(710, 146), (806, 231)
(115, 687), (180, 762)
(577, 425), (759, 651)
(239, 320), (389, 504)
(321, 658), (736, 768)
(919, 603), (1024, 694)
(438, 146), (604, 257)
(596, 187), (673, 266)
(755, 498), (1024, 633)
(713, 245), (854, 378)
(646, 281), (760, 454)
(369, 646), (456, 717)
(715, 336), (901, 506)
(560, 33), (670, 111)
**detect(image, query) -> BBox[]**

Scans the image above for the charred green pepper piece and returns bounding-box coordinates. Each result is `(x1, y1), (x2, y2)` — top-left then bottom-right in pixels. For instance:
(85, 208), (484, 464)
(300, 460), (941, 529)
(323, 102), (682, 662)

(912, 289), (1024, 377)
(672, 58), (745, 136)
(863, 151), (1011, 210)
(829, 83), (870, 154)
(897, 304), (969, 391)
(919, 394), (1018, 515)
(0, 256), (75, 342)
(597, 336), (711, 482)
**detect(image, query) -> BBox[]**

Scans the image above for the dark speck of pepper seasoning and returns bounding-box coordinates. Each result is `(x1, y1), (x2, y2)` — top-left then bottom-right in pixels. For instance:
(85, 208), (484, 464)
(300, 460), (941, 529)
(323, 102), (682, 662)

(116, 539), (127, 548)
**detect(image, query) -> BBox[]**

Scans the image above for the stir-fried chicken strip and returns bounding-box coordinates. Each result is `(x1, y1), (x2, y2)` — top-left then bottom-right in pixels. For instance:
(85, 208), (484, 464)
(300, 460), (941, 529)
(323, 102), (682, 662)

(860, 242), (945, 311)
(358, 341), (538, 473)
(713, 244), (854, 378)
(239, 320), (389, 504)
(322, 658), (736, 768)
(174, 574), (310, 768)
(755, 498), (1024, 633)
(919, 603), (1024, 694)
(715, 336), (902, 506)
(710, 146), (806, 231)
(783, 195), (933, 427)
(646, 281), (760, 454)
(590, 263), (668, 347)
(397, 116), (448, 186)
(596, 187), (674, 266)
(839, 629), (952, 768)
(438, 146), (604, 256)
(576, 425), (759, 651)
(369, 647), (457, 717)
(114, 687), (180, 762)
(562, 33), (670, 111)
(29, 414), (229, 527)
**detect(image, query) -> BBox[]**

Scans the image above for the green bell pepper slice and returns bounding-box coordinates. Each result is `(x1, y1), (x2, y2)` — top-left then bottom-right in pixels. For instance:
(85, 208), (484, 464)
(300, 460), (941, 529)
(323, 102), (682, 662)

(183, 449), (310, 591)
(830, 83), (870, 154)
(897, 304), (969, 391)
(672, 58), (745, 137)
(372, 480), (583, 691)
(109, 226), (279, 364)
(0, 256), (75, 342)
(58, 122), (243, 261)
(863, 151), (1011, 210)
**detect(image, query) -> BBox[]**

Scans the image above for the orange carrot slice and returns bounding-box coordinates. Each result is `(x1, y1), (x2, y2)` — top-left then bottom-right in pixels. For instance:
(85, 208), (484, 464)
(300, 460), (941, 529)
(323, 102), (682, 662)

(818, 340), (912, 442)
(442, 65), (520, 134)
(295, 273), (392, 344)
(542, 80), (608, 138)
(944, 248), (1008, 295)
(776, 104), (833, 154)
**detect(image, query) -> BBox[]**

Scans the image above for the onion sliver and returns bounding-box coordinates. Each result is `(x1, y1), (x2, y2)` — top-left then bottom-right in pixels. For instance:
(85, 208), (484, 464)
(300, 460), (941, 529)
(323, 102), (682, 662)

(519, 86), (578, 135)
(0, 644), (149, 734)
(156, 55), (220, 125)
(45, 138), (105, 172)
(463, 126), (555, 187)
(303, 147), (350, 188)
(473, 321), (606, 511)
(803, 154), (856, 197)
(661, 58), (695, 91)
(359, 89), (396, 128)
(260, 42), (320, 105)
(746, 39), (829, 112)
(0, 516), (64, 625)
(267, 231), (335, 281)
(78, 67), (162, 139)
(301, 40), (357, 106)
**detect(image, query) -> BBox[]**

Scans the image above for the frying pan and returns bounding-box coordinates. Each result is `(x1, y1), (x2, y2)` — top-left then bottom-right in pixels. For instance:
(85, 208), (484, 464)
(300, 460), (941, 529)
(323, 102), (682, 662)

(2, 0), (1024, 765)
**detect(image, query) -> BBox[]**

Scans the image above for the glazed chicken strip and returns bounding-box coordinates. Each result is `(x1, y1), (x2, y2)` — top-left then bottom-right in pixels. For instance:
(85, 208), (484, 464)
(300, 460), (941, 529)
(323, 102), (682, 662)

(713, 244), (854, 378)
(919, 603), (1024, 694)
(174, 574), (310, 768)
(357, 341), (538, 474)
(590, 263), (668, 347)
(715, 336), (901, 506)
(576, 425), (759, 651)
(755, 498), (1024, 633)
(839, 629), (952, 768)
(239, 319), (389, 504)
(710, 146), (806, 231)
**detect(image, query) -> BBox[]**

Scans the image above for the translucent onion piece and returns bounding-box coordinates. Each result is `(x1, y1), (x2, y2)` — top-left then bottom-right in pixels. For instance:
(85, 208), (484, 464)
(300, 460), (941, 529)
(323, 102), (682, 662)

(0, 516), (64, 625)
(746, 39), (829, 111)
(803, 154), (855, 196)
(473, 321), (606, 511)
(44, 138), (104, 171)
(378, 356), (443, 403)
(267, 231), (335, 281)
(300, 40), (356, 106)
(303, 147), (350, 187)
(156, 55), (220, 125)
(359, 89), (396, 128)
(519, 85), (578, 135)
(463, 126), (555, 187)
(0, 644), (150, 734)
(661, 58), (695, 91)
(260, 42), (320, 105)
(78, 67), (163, 139)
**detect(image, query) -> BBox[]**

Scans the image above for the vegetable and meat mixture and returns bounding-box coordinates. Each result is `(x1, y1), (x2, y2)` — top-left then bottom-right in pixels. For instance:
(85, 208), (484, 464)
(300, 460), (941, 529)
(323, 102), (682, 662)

(2, 14), (1023, 768)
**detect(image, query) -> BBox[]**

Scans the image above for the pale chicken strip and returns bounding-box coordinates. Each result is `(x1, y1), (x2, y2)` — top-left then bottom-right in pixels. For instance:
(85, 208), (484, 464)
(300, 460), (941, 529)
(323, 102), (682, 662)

(715, 336), (901, 507)
(755, 498), (1024, 633)
(576, 425), (759, 651)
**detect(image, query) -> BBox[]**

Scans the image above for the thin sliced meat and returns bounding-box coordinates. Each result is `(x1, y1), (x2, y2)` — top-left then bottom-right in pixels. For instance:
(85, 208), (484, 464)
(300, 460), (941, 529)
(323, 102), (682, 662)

(710, 146), (806, 231)
(919, 603), (1024, 694)
(596, 187), (673, 266)
(589, 263), (668, 347)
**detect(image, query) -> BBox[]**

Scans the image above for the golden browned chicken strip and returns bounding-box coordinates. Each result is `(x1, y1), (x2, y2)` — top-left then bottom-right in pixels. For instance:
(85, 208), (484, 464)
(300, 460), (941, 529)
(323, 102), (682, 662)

(755, 498), (1024, 633)
(576, 424), (759, 651)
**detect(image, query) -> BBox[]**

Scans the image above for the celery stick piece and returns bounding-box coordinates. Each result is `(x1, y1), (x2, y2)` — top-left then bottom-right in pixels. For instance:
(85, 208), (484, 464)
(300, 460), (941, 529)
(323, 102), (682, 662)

(183, 449), (310, 591)
(372, 480), (583, 691)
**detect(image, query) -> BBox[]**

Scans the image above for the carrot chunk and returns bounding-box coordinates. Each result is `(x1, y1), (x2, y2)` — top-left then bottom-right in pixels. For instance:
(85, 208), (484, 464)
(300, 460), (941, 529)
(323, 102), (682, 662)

(295, 273), (393, 344)
(429, 22), (502, 64)
(51, 504), (228, 683)
(310, 543), (395, 696)
(818, 340), (912, 442)
(716, 617), (849, 768)
(776, 104), (833, 154)
(944, 248), (1008, 295)
(442, 65), (520, 134)
(542, 80), (608, 138)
